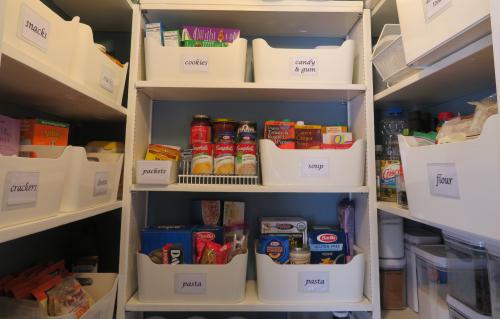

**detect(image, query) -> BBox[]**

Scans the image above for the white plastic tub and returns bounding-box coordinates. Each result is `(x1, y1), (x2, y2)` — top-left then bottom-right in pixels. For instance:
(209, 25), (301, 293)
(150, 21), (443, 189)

(136, 160), (178, 185)
(255, 250), (365, 303)
(136, 252), (248, 303)
(378, 212), (404, 259)
(144, 37), (247, 83)
(398, 114), (500, 240)
(396, 0), (490, 67)
(253, 38), (354, 85)
(259, 139), (365, 187)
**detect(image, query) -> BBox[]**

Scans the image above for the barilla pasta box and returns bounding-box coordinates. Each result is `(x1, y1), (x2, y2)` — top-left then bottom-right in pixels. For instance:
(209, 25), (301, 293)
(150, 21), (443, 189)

(308, 227), (347, 264)
(141, 226), (194, 264)
(193, 225), (224, 245)
(258, 235), (290, 264)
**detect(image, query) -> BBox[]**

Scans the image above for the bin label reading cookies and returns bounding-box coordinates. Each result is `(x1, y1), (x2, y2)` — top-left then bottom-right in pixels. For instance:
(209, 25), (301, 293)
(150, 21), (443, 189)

(5, 171), (40, 206)
(93, 172), (108, 196)
(301, 158), (329, 177)
(423, 0), (451, 21)
(174, 273), (206, 294)
(19, 5), (50, 52)
(100, 67), (114, 93)
(298, 271), (329, 293)
(291, 57), (318, 76)
(183, 56), (209, 72)
(427, 163), (460, 199)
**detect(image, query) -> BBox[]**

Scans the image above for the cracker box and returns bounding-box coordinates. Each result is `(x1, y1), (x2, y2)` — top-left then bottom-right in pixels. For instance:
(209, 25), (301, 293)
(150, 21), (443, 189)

(141, 226), (194, 264)
(308, 227), (347, 264)
(20, 119), (69, 146)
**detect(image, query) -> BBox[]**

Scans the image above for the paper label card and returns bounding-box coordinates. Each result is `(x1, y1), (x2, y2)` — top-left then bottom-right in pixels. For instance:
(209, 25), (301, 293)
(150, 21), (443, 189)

(423, 0), (452, 21)
(298, 271), (330, 293)
(174, 273), (206, 295)
(301, 158), (329, 177)
(427, 163), (460, 199)
(93, 172), (108, 196)
(100, 67), (114, 93)
(291, 57), (318, 76)
(5, 171), (40, 206)
(19, 5), (50, 52)
(136, 161), (173, 185)
(183, 56), (209, 72)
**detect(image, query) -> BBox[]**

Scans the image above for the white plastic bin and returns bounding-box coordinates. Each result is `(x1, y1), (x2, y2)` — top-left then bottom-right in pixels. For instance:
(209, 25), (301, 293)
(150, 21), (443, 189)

(259, 139), (365, 187)
(398, 114), (500, 241)
(396, 0), (490, 67)
(136, 252), (248, 303)
(255, 250), (365, 303)
(486, 241), (500, 319)
(144, 37), (247, 83)
(378, 212), (404, 259)
(1, 0), (80, 77)
(0, 147), (71, 228)
(253, 38), (354, 85)
(447, 295), (492, 319)
(136, 160), (178, 185)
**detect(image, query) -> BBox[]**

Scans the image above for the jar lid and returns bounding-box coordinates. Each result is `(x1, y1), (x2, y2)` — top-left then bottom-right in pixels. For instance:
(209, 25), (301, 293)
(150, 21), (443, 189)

(213, 118), (236, 123)
(193, 114), (210, 119)
(291, 247), (310, 253)
(446, 295), (492, 319)
(379, 258), (405, 269)
(414, 245), (448, 268)
(404, 229), (442, 245)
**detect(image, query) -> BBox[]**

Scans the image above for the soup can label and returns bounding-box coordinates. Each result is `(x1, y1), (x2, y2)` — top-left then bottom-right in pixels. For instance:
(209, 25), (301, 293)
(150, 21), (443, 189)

(191, 143), (213, 175)
(214, 143), (235, 175)
(236, 142), (257, 176)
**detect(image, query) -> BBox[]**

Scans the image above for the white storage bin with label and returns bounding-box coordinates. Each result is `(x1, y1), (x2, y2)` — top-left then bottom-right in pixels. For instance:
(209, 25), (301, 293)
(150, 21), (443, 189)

(70, 24), (129, 105)
(136, 160), (178, 185)
(0, 147), (71, 229)
(396, 0), (490, 67)
(398, 114), (500, 241)
(253, 38), (354, 85)
(255, 250), (364, 303)
(144, 37), (247, 83)
(137, 252), (248, 303)
(259, 139), (365, 187)
(1, 0), (80, 77)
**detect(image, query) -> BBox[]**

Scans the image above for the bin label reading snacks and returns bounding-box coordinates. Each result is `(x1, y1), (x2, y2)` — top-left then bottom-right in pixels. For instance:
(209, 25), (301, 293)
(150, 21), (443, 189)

(301, 158), (329, 177)
(183, 56), (209, 72)
(5, 172), (40, 206)
(19, 5), (50, 52)
(291, 57), (318, 76)
(427, 163), (460, 199)
(298, 271), (329, 293)
(93, 172), (109, 196)
(423, 0), (451, 21)
(174, 273), (206, 294)
(100, 67), (114, 93)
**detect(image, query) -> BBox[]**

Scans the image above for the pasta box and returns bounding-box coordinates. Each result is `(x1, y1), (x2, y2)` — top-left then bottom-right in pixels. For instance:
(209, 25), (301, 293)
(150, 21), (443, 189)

(308, 227), (347, 264)
(141, 226), (194, 264)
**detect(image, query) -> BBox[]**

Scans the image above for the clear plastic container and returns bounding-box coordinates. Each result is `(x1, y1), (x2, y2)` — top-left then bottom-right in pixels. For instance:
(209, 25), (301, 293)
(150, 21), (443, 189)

(380, 258), (406, 310)
(447, 295), (492, 319)
(445, 231), (492, 316)
(378, 212), (404, 259)
(486, 241), (500, 318)
(415, 245), (449, 319)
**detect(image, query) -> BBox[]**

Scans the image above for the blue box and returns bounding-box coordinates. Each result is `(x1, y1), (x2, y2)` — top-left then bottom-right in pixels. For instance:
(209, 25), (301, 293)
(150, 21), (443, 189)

(141, 225), (194, 264)
(308, 227), (346, 264)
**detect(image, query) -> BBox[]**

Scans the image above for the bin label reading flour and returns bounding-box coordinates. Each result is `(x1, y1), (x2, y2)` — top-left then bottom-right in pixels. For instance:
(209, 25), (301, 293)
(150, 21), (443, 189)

(93, 172), (108, 196)
(427, 163), (460, 199)
(4, 171), (40, 206)
(183, 56), (209, 72)
(423, 0), (452, 21)
(301, 158), (329, 177)
(19, 5), (50, 52)
(100, 67), (114, 93)
(298, 271), (329, 293)
(291, 57), (318, 76)
(174, 273), (207, 294)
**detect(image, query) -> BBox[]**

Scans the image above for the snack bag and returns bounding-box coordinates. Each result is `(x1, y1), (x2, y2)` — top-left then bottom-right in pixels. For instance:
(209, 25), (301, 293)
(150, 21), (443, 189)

(46, 277), (94, 318)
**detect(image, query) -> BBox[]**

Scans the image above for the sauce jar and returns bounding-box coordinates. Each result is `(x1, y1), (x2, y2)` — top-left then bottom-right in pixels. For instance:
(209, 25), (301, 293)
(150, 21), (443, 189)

(190, 115), (212, 146)
(237, 121), (257, 142)
(290, 247), (311, 264)
(213, 118), (237, 143)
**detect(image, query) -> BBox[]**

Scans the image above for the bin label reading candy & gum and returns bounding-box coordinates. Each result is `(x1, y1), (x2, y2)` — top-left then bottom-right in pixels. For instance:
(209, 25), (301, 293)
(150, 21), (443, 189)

(291, 57), (318, 76)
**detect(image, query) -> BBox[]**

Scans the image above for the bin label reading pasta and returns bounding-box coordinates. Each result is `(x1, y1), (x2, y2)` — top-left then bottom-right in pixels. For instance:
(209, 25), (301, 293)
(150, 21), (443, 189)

(301, 158), (329, 177)
(427, 163), (460, 199)
(93, 172), (109, 196)
(5, 171), (40, 206)
(183, 56), (209, 72)
(298, 271), (330, 293)
(174, 273), (207, 294)
(423, 0), (451, 21)
(19, 4), (50, 52)
(100, 67), (114, 93)
(291, 57), (318, 76)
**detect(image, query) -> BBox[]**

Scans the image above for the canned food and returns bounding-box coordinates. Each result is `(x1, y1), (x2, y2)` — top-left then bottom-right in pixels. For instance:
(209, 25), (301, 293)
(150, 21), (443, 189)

(214, 142), (235, 175)
(235, 141), (257, 176)
(213, 118), (237, 143)
(191, 143), (213, 175)
(237, 121), (257, 142)
(190, 115), (212, 146)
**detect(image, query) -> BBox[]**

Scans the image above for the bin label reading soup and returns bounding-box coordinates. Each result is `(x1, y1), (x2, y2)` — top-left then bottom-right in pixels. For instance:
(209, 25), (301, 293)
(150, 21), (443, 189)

(427, 163), (460, 199)
(100, 67), (114, 93)
(19, 5), (50, 52)
(298, 271), (330, 293)
(291, 57), (318, 76)
(301, 158), (329, 177)
(174, 273), (207, 295)
(5, 171), (40, 206)
(423, 0), (451, 21)
(183, 56), (209, 72)
(93, 172), (108, 196)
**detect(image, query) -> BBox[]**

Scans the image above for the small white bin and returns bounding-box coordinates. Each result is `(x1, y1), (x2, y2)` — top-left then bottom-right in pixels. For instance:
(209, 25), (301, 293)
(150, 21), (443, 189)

(136, 252), (248, 303)
(398, 114), (500, 241)
(144, 37), (247, 83)
(136, 160), (178, 185)
(0, 147), (71, 228)
(1, 0), (80, 77)
(255, 250), (365, 303)
(259, 139), (365, 187)
(396, 0), (490, 67)
(253, 38), (354, 85)
(71, 24), (129, 105)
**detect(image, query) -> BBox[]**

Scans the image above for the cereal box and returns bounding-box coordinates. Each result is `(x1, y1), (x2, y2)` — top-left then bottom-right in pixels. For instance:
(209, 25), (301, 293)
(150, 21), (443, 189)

(21, 119), (69, 146)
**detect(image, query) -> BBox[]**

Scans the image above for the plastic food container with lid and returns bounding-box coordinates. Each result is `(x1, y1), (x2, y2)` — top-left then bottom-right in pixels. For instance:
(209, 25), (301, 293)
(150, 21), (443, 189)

(486, 240), (500, 318)
(415, 245), (449, 319)
(380, 258), (406, 310)
(444, 230), (492, 316)
(405, 228), (442, 312)
(447, 295), (492, 319)
(378, 212), (404, 259)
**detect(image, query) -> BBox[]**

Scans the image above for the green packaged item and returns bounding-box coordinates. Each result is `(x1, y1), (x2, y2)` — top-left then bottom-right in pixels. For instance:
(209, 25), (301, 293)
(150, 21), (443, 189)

(183, 40), (229, 47)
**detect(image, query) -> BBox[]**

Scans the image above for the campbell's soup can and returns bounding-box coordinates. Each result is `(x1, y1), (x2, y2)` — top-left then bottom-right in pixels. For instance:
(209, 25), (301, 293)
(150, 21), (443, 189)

(236, 141), (257, 176)
(191, 143), (214, 175)
(214, 142), (235, 175)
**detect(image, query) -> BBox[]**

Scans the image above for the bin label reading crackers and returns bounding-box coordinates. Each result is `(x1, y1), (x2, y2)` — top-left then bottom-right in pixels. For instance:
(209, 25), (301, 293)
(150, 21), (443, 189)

(5, 171), (40, 206)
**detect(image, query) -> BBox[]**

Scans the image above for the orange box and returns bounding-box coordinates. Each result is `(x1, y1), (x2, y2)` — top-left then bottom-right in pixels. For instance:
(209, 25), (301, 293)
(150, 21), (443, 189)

(21, 119), (69, 146)
(264, 120), (295, 149)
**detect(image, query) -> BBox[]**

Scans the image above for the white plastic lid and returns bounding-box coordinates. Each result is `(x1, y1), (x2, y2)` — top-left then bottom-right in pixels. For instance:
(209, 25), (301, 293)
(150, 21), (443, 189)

(447, 295), (492, 319)
(380, 258), (406, 269)
(444, 230), (486, 249)
(414, 245), (448, 269)
(405, 228), (442, 245)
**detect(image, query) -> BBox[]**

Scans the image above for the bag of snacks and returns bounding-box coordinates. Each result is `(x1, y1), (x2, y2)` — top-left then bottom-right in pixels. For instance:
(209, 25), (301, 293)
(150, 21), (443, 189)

(46, 277), (94, 318)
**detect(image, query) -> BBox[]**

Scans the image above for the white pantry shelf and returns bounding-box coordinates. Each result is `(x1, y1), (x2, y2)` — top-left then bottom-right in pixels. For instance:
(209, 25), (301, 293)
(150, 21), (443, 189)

(136, 81), (366, 102)
(131, 184), (369, 193)
(377, 201), (444, 230)
(0, 201), (122, 244)
(382, 308), (419, 319)
(0, 43), (127, 121)
(374, 35), (495, 106)
(126, 280), (373, 312)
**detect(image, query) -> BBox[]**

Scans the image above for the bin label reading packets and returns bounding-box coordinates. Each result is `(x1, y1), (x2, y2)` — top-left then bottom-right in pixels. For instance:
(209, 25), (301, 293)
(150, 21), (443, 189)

(427, 163), (460, 199)
(5, 171), (40, 206)
(93, 172), (108, 196)
(183, 56), (209, 72)
(291, 57), (318, 76)
(174, 273), (207, 295)
(301, 158), (329, 177)
(298, 271), (329, 293)
(423, 0), (451, 22)
(100, 67), (114, 93)
(136, 161), (173, 185)
(19, 5), (50, 52)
